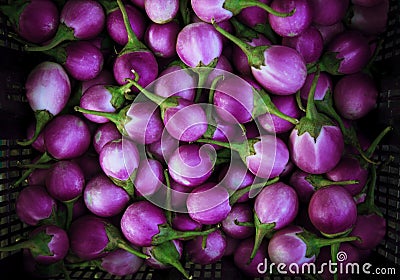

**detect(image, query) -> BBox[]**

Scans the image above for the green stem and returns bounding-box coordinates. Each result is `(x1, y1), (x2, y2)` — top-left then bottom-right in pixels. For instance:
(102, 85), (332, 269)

(17, 162), (52, 169)
(305, 69), (320, 121)
(234, 219), (255, 227)
(25, 23), (76, 51)
(17, 110), (53, 146)
(331, 243), (340, 280)
(296, 90), (306, 112)
(74, 106), (120, 123)
(224, 0), (296, 17)
(0, 239), (34, 252)
(229, 177), (279, 205)
(164, 169), (172, 225)
(117, 240), (150, 259)
(255, 89), (299, 124)
(211, 19), (267, 68)
(64, 199), (77, 231)
(314, 236), (359, 248)
(305, 174), (359, 189)
(152, 224), (218, 245)
(249, 213), (275, 261)
(116, 0), (147, 51)
(179, 0), (191, 26)
(11, 152), (53, 188)
(365, 126), (392, 159)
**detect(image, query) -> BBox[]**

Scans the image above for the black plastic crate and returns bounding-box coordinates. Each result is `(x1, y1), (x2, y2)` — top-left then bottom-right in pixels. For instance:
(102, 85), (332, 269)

(1, 0), (400, 279)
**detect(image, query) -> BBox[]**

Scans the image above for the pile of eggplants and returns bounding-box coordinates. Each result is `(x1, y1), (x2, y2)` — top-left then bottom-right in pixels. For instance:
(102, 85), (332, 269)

(0, 0), (393, 279)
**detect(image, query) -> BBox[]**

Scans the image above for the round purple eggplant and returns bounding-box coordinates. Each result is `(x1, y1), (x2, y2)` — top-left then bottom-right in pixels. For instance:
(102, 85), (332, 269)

(145, 0), (179, 24)
(221, 203), (255, 239)
(349, 1), (389, 35)
(213, 22), (307, 95)
(43, 114), (91, 160)
(0, 224), (69, 265)
(99, 248), (144, 276)
(176, 22), (223, 67)
(18, 61), (71, 146)
(268, 0), (313, 37)
(134, 158), (164, 197)
(0, 0), (59, 44)
(106, 3), (146, 45)
(84, 173), (130, 217)
(187, 182), (231, 225)
(185, 229), (226, 265)
(167, 144), (215, 187)
(250, 182), (299, 260)
(234, 238), (268, 278)
(308, 185), (358, 236)
(26, 0), (105, 51)
(282, 25), (324, 63)
(333, 72), (378, 120)
(144, 21), (180, 58)
(322, 30), (371, 75)
(69, 214), (148, 261)
(172, 213), (202, 232)
(15, 185), (58, 226)
(93, 123), (122, 154)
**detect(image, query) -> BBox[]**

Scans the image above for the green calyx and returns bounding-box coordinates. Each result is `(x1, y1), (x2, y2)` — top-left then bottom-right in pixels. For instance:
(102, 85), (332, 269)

(152, 223), (218, 245)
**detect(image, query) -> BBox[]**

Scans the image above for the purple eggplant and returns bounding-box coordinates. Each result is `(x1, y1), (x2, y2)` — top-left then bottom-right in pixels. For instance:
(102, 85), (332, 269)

(187, 182), (231, 225)
(198, 134), (290, 180)
(113, 0), (158, 91)
(81, 69), (115, 94)
(321, 30), (371, 75)
(250, 182), (299, 260)
(0, 224), (69, 265)
(26, 0), (105, 51)
(176, 22), (223, 67)
(289, 71), (344, 174)
(221, 203), (255, 239)
(268, 0), (313, 37)
(43, 114), (91, 160)
(84, 173), (130, 217)
(95, 248), (144, 276)
(120, 200), (218, 247)
(213, 22), (307, 95)
(42, 40), (104, 82)
(167, 144), (215, 187)
(348, 1), (389, 35)
(310, 0), (349, 26)
(46, 160), (85, 227)
(134, 158), (164, 197)
(106, 2), (146, 45)
(145, 0), (179, 24)
(349, 213), (386, 250)
(185, 229), (226, 265)
(282, 25), (324, 63)
(18, 61), (71, 146)
(99, 138), (139, 196)
(15, 185), (58, 226)
(352, 0), (384, 6)
(26, 121), (46, 153)
(309, 185), (358, 236)
(93, 123), (122, 154)
(268, 225), (358, 274)
(144, 21), (180, 58)
(333, 72), (378, 120)
(224, 235), (239, 256)
(234, 238), (268, 278)
(0, 0), (59, 44)
(172, 213), (202, 232)
(191, 0), (293, 23)
(78, 79), (137, 124)
(69, 214), (148, 260)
